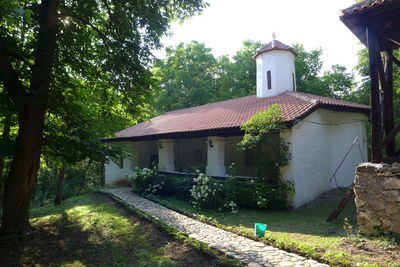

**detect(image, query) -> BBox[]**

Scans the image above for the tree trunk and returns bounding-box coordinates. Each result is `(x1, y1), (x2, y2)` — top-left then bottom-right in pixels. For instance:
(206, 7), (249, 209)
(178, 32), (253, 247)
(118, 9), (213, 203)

(0, 0), (59, 236)
(0, 118), (11, 209)
(0, 118), (11, 182)
(1, 105), (47, 235)
(54, 164), (67, 206)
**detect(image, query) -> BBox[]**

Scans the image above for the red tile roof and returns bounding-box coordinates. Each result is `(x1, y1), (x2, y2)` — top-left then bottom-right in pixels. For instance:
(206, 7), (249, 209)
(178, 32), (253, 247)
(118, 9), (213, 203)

(253, 40), (298, 59)
(104, 92), (369, 141)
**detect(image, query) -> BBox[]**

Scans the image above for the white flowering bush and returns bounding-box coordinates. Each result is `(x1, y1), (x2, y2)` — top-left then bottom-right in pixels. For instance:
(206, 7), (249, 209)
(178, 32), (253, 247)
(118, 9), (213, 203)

(223, 200), (238, 214)
(190, 172), (238, 213)
(143, 181), (165, 196)
(128, 167), (158, 194)
(190, 172), (222, 209)
(226, 162), (238, 177)
(255, 189), (268, 208)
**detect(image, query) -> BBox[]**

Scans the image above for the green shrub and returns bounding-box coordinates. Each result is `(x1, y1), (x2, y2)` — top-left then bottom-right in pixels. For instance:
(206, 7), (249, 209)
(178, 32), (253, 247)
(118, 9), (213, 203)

(189, 172), (238, 213)
(231, 181), (258, 209)
(129, 167), (158, 194)
(190, 172), (224, 209)
(238, 104), (294, 210)
(156, 174), (193, 200)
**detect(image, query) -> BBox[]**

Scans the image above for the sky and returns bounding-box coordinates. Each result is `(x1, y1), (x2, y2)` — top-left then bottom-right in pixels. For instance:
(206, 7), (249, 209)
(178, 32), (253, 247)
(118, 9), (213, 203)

(155, 0), (365, 73)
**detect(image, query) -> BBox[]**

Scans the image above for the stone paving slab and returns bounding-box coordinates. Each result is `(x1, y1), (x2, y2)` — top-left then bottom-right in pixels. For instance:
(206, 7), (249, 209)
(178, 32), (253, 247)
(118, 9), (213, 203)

(103, 187), (329, 267)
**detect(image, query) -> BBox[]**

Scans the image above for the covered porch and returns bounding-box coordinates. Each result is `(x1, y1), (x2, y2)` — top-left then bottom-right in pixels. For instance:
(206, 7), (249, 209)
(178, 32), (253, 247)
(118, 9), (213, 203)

(105, 135), (256, 186)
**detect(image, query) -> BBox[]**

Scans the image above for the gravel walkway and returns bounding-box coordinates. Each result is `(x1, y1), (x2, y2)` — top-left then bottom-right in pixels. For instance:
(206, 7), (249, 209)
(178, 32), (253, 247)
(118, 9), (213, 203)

(103, 187), (329, 267)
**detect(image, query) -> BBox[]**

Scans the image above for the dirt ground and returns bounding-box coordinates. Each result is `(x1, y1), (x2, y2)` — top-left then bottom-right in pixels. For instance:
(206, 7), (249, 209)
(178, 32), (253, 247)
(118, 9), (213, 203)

(308, 188), (400, 266)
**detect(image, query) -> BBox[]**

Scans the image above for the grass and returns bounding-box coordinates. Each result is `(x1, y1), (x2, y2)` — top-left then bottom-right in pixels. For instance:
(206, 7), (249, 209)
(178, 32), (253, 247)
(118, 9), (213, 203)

(0, 194), (237, 267)
(155, 195), (400, 267)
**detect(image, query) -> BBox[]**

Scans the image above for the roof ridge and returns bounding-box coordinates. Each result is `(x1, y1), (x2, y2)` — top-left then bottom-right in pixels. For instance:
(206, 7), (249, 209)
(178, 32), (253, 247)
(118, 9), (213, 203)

(286, 91), (320, 105)
(159, 94), (257, 116)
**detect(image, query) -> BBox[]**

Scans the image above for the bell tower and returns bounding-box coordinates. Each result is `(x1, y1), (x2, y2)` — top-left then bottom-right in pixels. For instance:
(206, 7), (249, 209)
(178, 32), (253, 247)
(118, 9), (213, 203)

(253, 39), (298, 98)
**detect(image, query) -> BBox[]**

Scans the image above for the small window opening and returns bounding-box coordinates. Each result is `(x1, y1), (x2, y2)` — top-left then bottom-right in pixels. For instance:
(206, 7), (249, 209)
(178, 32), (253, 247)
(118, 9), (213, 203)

(292, 73), (295, 91)
(267, 71), (272, 90)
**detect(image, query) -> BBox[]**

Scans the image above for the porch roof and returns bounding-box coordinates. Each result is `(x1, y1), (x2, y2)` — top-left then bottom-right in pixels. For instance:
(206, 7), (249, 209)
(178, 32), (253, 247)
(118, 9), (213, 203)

(340, 0), (400, 50)
(103, 91), (369, 142)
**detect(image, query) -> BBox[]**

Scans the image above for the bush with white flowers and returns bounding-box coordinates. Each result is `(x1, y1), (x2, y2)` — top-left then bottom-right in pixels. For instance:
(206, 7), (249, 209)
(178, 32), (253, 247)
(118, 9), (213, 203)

(143, 181), (165, 196)
(190, 171), (238, 213)
(190, 172), (222, 209)
(129, 167), (158, 194)
(223, 200), (238, 214)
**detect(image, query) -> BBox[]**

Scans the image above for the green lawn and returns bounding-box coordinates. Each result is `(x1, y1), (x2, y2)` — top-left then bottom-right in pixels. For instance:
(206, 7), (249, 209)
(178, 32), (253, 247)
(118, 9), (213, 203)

(0, 194), (225, 267)
(156, 195), (400, 267)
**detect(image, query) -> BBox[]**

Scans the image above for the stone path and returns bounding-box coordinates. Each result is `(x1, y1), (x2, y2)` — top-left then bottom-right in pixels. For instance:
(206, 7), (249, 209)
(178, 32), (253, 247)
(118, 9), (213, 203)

(103, 187), (329, 267)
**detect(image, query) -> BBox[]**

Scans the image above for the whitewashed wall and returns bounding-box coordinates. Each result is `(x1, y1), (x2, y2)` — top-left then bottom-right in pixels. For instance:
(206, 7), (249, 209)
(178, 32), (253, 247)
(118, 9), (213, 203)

(256, 50), (296, 98)
(282, 109), (368, 207)
(105, 142), (133, 187)
(105, 141), (157, 187)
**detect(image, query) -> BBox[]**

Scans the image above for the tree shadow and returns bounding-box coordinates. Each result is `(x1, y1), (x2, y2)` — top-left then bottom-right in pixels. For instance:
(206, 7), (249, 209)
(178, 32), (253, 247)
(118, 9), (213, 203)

(0, 194), (220, 267)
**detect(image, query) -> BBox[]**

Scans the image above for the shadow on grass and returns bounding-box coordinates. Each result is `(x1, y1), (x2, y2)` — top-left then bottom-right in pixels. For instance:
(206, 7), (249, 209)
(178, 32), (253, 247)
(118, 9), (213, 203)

(0, 194), (219, 267)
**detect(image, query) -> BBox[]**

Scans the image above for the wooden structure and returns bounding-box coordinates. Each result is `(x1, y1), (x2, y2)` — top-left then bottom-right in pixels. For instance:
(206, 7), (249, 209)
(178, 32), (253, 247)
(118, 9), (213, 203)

(341, 0), (400, 162)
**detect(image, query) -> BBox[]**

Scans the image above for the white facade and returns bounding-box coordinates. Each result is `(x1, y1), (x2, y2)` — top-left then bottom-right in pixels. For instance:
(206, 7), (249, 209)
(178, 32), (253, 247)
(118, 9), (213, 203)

(256, 50), (296, 98)
(105, 109), (367, 207)
(158, 139), (175, 171)
(104, 141), (157, 187)
(281, 109), (368, 207)
(205, 136), (227, 176)
(104, 142), (134, 187)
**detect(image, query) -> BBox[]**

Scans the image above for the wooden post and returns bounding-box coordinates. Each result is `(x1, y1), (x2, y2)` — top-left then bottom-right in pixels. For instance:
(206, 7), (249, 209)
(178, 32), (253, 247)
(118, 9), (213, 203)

(384, 51), (395, 156)
(367, 26), (382, 162)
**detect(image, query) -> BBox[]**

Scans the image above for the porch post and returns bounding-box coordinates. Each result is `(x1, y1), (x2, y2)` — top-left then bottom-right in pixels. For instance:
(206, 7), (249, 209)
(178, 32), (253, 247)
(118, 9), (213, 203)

(158, 139), (175, 172)
(206, 136), (226, 176)
(366, 25), (382, 162)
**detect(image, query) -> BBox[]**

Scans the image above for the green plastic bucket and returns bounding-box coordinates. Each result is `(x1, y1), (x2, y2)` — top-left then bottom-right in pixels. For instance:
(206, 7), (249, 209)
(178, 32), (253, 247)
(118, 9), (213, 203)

(255, 223), (267, 237)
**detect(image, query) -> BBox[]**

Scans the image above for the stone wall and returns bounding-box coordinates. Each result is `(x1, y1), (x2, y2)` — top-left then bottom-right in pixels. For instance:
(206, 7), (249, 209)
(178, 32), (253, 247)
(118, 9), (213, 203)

(354, 162), (400, 234)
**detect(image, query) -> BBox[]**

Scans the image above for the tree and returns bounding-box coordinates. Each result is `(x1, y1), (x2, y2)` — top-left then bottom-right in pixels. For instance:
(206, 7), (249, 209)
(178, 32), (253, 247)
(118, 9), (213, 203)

(0, 0), (206, 236)
(293, 44), (325, 95)
(216, 40), (262, 100)
(294, 44), (356, 99)
(321, 64), (355, 99)
(153, 41), (218, 114)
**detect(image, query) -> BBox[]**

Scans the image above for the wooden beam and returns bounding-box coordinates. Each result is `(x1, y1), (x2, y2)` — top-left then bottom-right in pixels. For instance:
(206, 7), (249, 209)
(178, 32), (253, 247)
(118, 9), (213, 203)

(367, 26), (383, 162)
(386, 51), (400, 67)
(377, 51), (396, 156)
(384, 51), (396, 156)
(326, 184), (355, 222)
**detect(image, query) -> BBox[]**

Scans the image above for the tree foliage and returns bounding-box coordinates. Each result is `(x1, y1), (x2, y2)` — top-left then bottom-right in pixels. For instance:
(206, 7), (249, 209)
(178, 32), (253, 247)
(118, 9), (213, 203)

(0, 0), (207, 236)
(153, 41), (217, 114)
(216, 40), (262, 100)
(294, 44), (356, 99)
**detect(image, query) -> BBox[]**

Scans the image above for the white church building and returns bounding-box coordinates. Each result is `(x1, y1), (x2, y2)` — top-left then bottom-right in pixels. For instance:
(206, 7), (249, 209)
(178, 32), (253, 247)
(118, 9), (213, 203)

(103, 40), (369, 207)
